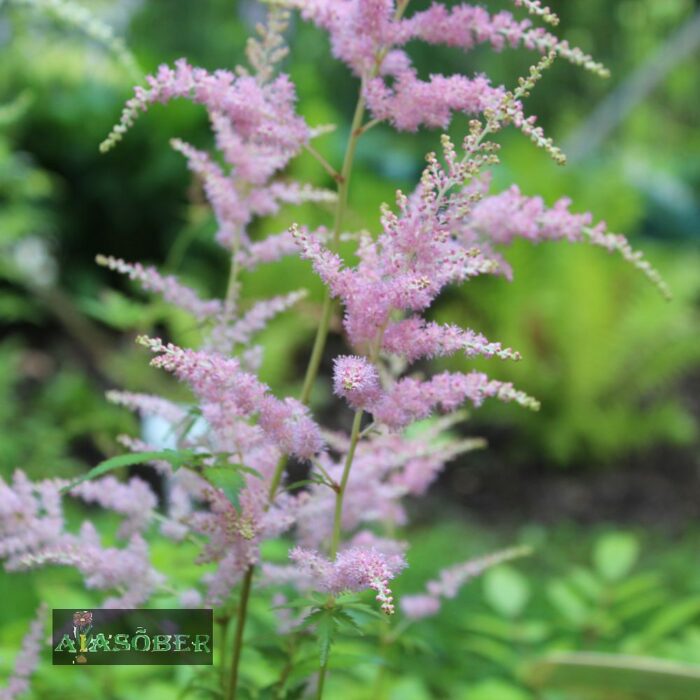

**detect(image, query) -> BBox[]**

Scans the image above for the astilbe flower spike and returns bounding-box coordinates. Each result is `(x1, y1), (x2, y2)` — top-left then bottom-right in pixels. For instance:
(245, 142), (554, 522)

(70, 476), (158, 538)
(1, 470), (165, 608)
(0, 603), (48, 700)
(137, 336), (324, 460)
(289, 545), (407, 614)
(100, 58), (309, 154)
(287, 0), (608, 138)
(96, 254), (222, 319)
(401, 546), (532, 620)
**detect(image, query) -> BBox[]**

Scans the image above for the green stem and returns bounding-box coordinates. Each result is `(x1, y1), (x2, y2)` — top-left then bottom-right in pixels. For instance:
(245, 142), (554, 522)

(224, 133), (360, 686)
(316, 661), (329, 700)
(314, 408), (359, 697)
(330, 409), (364, 558)
(226, 565), (253, 700)
(299, 89), (367, 405)
(217, 615), (230, 690)
(227, 59), (376, 700)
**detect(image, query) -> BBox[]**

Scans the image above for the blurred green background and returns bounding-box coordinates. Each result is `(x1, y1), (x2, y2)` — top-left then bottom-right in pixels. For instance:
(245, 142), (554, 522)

(0, 0), (698, 698)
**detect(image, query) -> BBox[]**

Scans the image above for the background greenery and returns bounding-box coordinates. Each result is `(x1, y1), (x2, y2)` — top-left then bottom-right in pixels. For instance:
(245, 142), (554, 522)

(0, 0), (698, 698)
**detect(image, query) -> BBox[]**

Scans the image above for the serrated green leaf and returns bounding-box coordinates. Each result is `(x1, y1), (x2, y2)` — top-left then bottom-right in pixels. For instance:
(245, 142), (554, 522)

(61, 448), (202, 492)
(202, 467), (246, 510)
(275, 596), (320, 611)
(340, 605), (381, 630)
(332, 608), (365, 636)
(315, 610), (337, 667)
(340, 601), (384, 620)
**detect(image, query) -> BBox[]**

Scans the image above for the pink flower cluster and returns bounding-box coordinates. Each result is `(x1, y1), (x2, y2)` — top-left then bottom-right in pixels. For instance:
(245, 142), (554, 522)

(1, 471), (164, 608)
(101, 58), (308, 155)
(70, 476), (157, 538)
(0, 603), (47, 700)
(289, 545), (406, 614)
(293, 428), (483, 551)
(96, 255), (222, 319)
(290, 0), (607, 133)
(138, 336), (323, 459)
(401, 546), (530, 620)
(461, 182), (670, 294)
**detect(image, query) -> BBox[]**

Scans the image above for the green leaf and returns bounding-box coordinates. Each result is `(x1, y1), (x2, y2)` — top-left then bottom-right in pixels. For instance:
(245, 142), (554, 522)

(202, 467), (246, 510)
(332, 608), (365, 636)
(61, 449), (202, 492)
(525, 652), (700, 699)
(315, 610), (337, 667)
(339, 600), (385, 620)
(546, 579), (589, 626)
(626, 597), (700, 653)
(483, 565), (531, 618)
(593, 533), (640, 582)
(461, 636), (518, 667)
(569, 566), (604, 601)
(273, 596), (320, 610)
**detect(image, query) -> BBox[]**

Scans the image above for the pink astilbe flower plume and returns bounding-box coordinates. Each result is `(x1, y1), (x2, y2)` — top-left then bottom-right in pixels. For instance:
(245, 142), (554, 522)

(96, 254), (222, 319)
(137, 336), (324, 459)
(294, 426), (484, 550)
(6, 489), (165, 610)
(461, 185), (671, 296)
(70, 476), (158, 538)
(333, 355), (381, 409)
(100, 58), (309, 154)
(0, 603), (47, 700)
(21, 527), (164, 608)
(370, 371), (539, 431)
(288, 0), (607, 135)
(290, 545), (406, 614)
(0, 472), (65, 568)
(207, 290), (308, 354)
(105, 390), (189, 425)
(401, 546), (531, 620)
(382, 318), (521, 363)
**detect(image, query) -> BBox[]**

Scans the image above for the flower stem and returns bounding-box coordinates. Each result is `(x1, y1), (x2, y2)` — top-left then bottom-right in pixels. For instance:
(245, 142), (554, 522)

(315, 662), (329, 700)
(330, 409), (364, 558)
(226, 565), (253, 700)
(225, 99), (366, 690)
(227, 69), (371, 700)
(299, 89), (367, 405)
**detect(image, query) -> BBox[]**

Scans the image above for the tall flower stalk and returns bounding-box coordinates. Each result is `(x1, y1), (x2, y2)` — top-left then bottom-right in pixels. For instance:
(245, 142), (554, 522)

(0, 3), (671, 700)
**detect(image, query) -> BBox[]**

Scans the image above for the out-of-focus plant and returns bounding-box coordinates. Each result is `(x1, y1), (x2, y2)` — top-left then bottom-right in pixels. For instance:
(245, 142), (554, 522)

(330, 525), (700, 699)
(440, 239), (700, 466)
(451, 530), (700, 699)
(0, 0), (150, 484)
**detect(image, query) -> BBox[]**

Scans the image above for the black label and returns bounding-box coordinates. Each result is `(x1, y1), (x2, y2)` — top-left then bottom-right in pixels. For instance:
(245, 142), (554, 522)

(52, 609), (213, 665)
